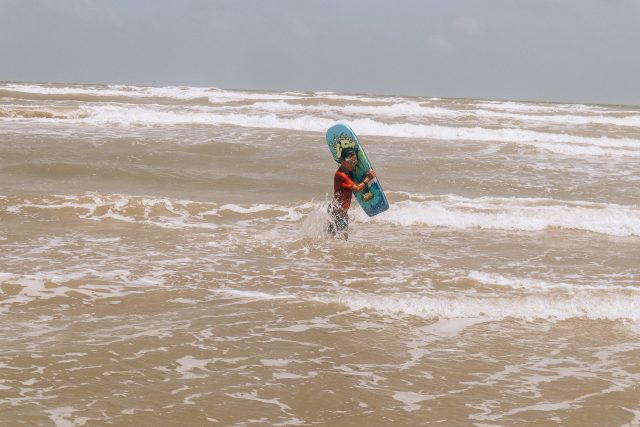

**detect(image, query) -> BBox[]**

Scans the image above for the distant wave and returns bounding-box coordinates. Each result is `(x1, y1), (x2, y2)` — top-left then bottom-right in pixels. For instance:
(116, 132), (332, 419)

(373, 194), (640, 237)
(2, 103), (637, 156)
(2, 82), (639, 159)
(243, 100), (640, 127)
(4, 81), (639, 117)
(0, 82), (307, 103)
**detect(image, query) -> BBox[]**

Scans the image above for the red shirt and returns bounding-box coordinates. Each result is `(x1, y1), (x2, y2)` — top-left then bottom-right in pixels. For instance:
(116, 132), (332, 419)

(334, 169), (356, 211)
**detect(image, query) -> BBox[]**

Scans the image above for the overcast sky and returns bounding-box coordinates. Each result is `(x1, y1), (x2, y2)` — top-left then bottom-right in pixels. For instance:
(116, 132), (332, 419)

(1, 0), (639, 106)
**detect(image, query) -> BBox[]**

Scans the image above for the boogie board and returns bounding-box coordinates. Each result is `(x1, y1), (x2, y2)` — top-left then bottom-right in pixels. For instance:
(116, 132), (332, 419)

(326, 123), (389, 217)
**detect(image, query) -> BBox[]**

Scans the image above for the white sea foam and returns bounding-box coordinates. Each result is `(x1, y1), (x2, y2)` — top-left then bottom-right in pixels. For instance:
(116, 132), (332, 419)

(244, 100), (463, 119)
(2, 82), (210, 99)
(316, 91), (407, 103)
(0, 82), (306, 102)
(468, 271), (640, 293)
(73, 106), (638, 153)
(46, 406), (79, 427)
(622, 407), (640, 427)
(2, 193), (311, 230)
(392, 391), (434, 412)
(316, 292), (640, 321)
(243, 100), (640, 127)
(71, 104), (335, 130)
(175, 355), (211, 379)
(476, 100), (611, 114)
(5, 193), (640, 237)
(474, 109), (640, 128)
(343, 119), (639, 149)
(7, 81), (639, 120)
(4, 97), (639, 156)
(217, 289), (294, 300)
(3, 193), (222, 230)
(531, 142), (640, 157)
(375, 195), (640, 237)
(225, 391), (292, 413)
(218, 203), (279, 214)
(0, 272), (145, 313)
(6, 82), (640, 128)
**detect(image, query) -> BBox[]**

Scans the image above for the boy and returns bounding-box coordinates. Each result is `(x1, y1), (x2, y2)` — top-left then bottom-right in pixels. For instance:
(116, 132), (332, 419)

(327, 147), (376, 240)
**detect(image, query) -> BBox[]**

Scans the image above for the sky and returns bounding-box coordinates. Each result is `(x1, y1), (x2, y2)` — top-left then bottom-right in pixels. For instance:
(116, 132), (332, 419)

(1, 0), (639, 106)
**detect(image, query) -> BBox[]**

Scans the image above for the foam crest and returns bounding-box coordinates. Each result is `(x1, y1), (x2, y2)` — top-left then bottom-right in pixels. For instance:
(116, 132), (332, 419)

(247, 100), (462, 119)
(246, 100), (640, 127)
(218, 289), (295, 300)
(531, 142), (640, 157)
(1, 194), (311, 229)
(218, 204), (279, 214)
(5, 82), (639, 127)
(316, 292), (640, 321)
(475, 109), (640, 128)
(348, 119), (640, 150)
(77, 105), (639, 153)
(5, 192), (639, 237)
(2, 82), (211, 99)
(3, 100), (638, 155)
(377, 195), (640, 237)
(468, 271), (640, 293)
(0, 82), (305, 102)
(2, 193), (212, 229)
(73, 104), (335, 131)
(476, 100), (611, 114)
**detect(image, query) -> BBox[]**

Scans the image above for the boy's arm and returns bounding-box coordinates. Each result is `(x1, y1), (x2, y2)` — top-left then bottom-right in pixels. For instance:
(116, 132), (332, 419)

(345, 170), (376, 193)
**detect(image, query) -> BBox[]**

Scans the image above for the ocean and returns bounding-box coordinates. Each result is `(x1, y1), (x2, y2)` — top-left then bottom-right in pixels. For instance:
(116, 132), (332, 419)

(1, 81), (639, 426)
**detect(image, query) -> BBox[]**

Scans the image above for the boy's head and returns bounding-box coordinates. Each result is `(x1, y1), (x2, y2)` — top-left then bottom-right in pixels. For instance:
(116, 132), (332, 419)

(340, 147), (356, 160)
(339, 147), (357, 171)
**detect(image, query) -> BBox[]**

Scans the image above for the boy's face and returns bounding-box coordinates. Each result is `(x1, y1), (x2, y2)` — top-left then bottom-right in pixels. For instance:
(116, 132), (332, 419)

(340, 153), (357, 171)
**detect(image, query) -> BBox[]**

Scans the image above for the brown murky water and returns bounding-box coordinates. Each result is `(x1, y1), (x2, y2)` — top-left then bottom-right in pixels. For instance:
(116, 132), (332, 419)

(1, 82), (640, 426)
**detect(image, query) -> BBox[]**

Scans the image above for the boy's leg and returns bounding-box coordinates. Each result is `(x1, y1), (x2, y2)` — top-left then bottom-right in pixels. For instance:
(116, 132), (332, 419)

(334, 212), (349, 240)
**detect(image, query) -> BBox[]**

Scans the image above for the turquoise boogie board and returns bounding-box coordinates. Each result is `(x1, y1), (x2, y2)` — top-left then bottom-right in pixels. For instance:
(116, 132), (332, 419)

(326, 123), (389, 217)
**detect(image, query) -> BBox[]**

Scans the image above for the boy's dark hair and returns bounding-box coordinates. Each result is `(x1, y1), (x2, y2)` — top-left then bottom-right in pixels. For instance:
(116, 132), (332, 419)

(340, 147), (356, 160)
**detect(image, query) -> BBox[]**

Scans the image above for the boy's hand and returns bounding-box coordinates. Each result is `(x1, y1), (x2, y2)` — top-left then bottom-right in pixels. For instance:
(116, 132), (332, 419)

(367, 170), (376, 179)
